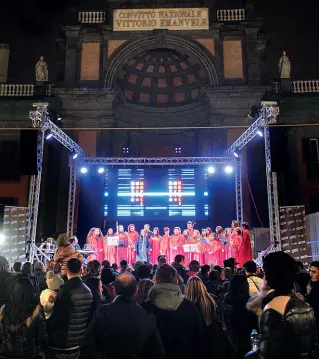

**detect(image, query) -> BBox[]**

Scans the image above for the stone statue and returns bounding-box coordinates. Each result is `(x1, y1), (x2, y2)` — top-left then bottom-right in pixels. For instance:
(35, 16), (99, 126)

(278, 51), (291, 78)
(35, 56), (48, 82)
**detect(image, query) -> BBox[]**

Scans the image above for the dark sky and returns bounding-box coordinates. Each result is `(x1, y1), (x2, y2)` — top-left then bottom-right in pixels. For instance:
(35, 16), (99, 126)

(1, 0), (319, 82)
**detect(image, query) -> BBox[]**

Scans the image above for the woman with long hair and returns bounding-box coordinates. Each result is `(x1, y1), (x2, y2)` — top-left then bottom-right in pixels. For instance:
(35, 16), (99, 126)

(83, 260), (101, 280)
(86, 227), (105, 262)
(0, 278), (46, 358)
(84, 276), (103, 321)
(135, 279), (154, 306)
(115, 225), (128, 263)
(185, 276), (223, 358)
(150, 227), (161, 265)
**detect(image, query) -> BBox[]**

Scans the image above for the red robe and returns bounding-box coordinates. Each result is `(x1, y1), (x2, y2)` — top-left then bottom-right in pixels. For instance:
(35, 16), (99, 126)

(104, 235), (116, 265)
(230, 232), (242, 262)
(150, 235), (161, 264)
(169, 234), (184, 264)
(87, 235), (104, 262)
(160, 235), (170, 259)
(238, 229), (252, 267)
(127, 231), (138, 265)
(207, 238), (223, 266)
(117, 232), (128, 263)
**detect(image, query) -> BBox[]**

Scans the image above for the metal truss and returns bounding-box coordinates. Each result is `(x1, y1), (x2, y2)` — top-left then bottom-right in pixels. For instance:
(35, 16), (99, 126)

(77, 156), (234, 166)
(235, 156), (243, 223)
(226, 101), (280, 250)
(66, 162), (77, 237)
(27, 103), (86, 262)
(27, 105), (46, 263)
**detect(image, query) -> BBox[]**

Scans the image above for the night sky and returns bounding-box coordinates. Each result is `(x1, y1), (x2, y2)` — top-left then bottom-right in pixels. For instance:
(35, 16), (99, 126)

(0, 0), (319, 82)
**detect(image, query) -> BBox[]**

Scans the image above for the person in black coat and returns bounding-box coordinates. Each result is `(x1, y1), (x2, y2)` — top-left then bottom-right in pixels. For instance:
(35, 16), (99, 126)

(80, 273), (165, 359)
(0, 277), (47, 359)
(246, 252), (319, 359)
(0, 256), (16, 308)
(33, 261), (47, 292)
(47, 258), (93, 358)
(143, 264), (205, 359)
(223, 275), (257, 359)
(307, 261), (319, 330)
(171, 255), (188, 284)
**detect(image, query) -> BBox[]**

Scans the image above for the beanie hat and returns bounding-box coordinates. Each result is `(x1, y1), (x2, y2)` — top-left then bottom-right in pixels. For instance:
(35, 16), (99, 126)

(46, 271), (64, 290)
(57, 233), (69, 248)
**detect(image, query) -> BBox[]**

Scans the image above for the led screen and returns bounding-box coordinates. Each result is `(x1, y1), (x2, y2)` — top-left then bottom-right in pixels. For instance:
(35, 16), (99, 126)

(104, 167), (209, 220)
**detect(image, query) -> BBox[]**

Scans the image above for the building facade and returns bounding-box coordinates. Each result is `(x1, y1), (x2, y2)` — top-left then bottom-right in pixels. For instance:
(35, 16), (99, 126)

(0, 0), (318, 240)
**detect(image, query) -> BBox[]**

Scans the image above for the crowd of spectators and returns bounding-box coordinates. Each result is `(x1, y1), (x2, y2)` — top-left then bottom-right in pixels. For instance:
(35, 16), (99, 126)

(0, 233), (319, 359)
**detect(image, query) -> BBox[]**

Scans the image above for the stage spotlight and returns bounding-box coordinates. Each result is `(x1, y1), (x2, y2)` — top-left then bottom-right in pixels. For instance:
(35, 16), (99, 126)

(80, 167), (88, 174)
(257, 130), (263, 137)
(225, 166), (233, 174)
(174, 146), (182, 155)
(72, 153), (78, 159)
(207, 166), (215, 174)
(233, 152), (239, 158)
(57, 116), (62, 121)
(97, 167), (105, 174)
(46, 133), (53, 140)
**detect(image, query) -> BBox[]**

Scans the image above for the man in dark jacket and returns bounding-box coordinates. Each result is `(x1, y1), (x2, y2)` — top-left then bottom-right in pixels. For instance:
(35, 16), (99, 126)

(143, 264), (205, 359)
(80, 272), (165, 359)
(308, 261), (319, 330)
(0, 256), (16, 308)
(171, 254), (188, 283)
(48, 258), (93, 358)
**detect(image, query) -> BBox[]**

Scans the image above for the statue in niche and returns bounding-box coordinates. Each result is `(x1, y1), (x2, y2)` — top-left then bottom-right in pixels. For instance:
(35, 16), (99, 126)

(278, 50), (291, 78)
(35, 56), (48, 82)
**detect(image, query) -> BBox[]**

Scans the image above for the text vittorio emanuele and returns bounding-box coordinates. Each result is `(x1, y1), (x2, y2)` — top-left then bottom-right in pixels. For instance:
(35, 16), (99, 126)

(114, 9), (209, 31)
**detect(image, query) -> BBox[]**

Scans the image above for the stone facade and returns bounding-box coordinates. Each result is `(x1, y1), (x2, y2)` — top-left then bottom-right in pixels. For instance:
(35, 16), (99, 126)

(0, 0), (318, 237)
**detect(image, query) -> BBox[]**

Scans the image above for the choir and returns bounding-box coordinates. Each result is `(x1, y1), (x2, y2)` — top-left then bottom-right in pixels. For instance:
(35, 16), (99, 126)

(86, 220), (253, 267)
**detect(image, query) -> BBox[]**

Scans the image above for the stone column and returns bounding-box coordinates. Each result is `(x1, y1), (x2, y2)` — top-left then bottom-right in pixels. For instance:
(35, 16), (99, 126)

(128, 131), (141, 157)
(63, 26), (80, 86)
(0, 44), (10, 83)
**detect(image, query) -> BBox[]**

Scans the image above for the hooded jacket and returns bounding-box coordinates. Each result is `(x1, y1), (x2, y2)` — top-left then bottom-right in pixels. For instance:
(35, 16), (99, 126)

(143, 283), (205, 359)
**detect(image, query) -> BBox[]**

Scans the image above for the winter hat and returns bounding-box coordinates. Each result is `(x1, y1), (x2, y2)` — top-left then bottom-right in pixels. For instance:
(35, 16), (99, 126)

(57, 233), (70, 248)
(46, 271), (64, 290)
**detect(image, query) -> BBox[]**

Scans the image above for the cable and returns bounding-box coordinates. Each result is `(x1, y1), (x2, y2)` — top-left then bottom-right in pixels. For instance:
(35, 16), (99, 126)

(246, 174), (264, 228)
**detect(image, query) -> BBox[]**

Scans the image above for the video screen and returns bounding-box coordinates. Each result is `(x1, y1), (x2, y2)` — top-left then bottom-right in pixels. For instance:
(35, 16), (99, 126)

(104, 167), (209, 221)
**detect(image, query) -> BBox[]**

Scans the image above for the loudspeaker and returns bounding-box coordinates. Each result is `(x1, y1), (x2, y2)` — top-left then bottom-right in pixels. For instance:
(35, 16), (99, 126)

(269, 127), (288, 172)
(19, 130), (38, 175)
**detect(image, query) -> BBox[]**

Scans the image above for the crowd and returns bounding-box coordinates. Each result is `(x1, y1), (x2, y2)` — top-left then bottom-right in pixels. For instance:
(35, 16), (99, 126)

(0, 232), (319, 359)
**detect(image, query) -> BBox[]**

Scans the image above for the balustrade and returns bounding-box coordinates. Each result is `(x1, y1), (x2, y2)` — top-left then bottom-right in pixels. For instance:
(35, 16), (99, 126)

(0, 84), (52, 97)
(217, 9), (245, 21)
(78, 12), (106, 23)
(292, 80), (319, 93)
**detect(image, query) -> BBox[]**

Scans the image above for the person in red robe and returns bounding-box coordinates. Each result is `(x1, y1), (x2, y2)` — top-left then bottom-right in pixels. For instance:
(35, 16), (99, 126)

(230, 227), (242, 263)
(238, 222), (253, 267)
(207, 229), (223, 266)
(127, 224), (138, 265)
(150, 227), (161, 264)
(105, 228), (116, 265)
(160, 227), (170, 260)
(183, 221), (195, 242)
(115, 225), (128, 263)
(169, 227), (183, 264)
(216, 226), (230, 265)
(86, 227), (104, 262)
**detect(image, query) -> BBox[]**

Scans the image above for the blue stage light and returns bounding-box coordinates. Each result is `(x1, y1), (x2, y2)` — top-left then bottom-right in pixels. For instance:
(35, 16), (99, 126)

(233, 152), (239, 158)
(98, 167), (105, 174)
(72, 153), (78, 159)
(46, 133), (53, 140)
(80, 167), (88, 174)
(257, 130), (263, 137)
(225, 166), (233, 174)
(207, 166), (215, 174)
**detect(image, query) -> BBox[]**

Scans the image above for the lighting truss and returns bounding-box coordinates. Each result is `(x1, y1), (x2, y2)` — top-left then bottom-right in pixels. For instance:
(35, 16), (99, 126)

(225, 101), (280, 250)
(77, 156), (234, 166)
(27, 103), (86, 262)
